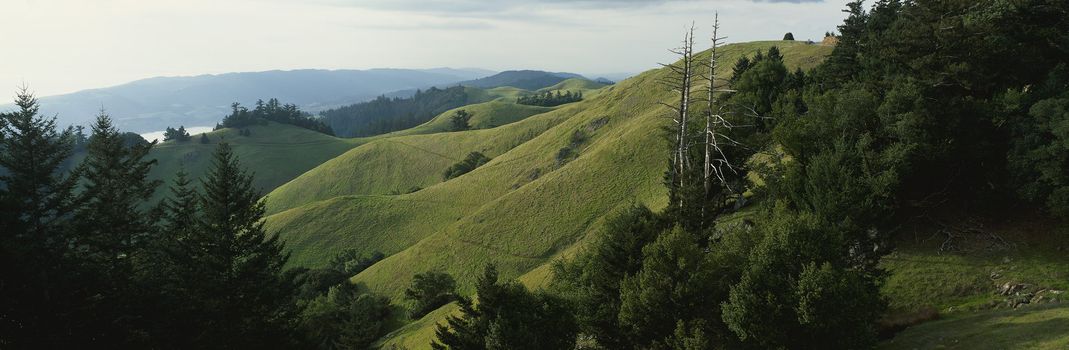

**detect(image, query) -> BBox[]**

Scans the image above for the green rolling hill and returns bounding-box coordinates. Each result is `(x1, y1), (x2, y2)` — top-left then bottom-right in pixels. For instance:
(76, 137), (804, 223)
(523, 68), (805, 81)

(146, 121), (364, 202)
(137, 39), (1063, 349)
(537, 77), (609, 93)
(258, 41), (831, 348)
(145, 82), (589, 204)
(266, 40), (829, 289)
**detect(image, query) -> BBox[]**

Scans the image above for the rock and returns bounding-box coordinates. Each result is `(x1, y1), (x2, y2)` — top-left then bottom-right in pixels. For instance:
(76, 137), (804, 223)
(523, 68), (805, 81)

(999, 282), (1026, 296)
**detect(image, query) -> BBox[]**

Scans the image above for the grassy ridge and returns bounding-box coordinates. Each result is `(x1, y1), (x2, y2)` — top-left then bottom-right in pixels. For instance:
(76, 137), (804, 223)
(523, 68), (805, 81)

(538, 77), (609, 93)
(265, 40), (830, 293)
(385, 101), (556, 137)
(367, 42), (832, 348)
(351, 41), (830, 299)
(147, 122), (362, 202)
(263, 102), (572, 215)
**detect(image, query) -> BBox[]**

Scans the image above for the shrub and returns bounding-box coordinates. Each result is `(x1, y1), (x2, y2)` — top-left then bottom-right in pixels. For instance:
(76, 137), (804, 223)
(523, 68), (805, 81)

(404, 271), (457, 318)
(443, 152), (491, 180)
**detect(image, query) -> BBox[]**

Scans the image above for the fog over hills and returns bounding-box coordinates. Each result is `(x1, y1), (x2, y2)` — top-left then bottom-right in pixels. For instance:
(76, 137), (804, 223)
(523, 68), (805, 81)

(7, 68), (494, 133)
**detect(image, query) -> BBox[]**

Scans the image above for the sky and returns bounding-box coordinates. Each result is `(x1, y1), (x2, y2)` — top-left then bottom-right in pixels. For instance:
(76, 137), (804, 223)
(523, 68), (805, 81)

(2, 0), (850, 97)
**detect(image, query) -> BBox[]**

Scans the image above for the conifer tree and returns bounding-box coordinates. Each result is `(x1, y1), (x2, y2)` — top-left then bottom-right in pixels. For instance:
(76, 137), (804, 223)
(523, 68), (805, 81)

(161, 167), (199, 234)
(433, 264), (577, 350)
(0, 87), (77, 238)
(70, 111), (161, 344)
(74, 111), (159, 278)
(0, 87), (80, 346)
(190, 142), (297, 347)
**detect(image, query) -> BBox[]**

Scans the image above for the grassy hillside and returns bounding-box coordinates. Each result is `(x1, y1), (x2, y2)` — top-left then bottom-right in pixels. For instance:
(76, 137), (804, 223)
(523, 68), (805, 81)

(263, 102), (569, 216)
(259, 40), (1064, 348)
(264, 41), (831, 294)
(880, 304), (1069, 350)
(538, 77), (609, 93)
(386, 101), (556, 137)
(877, 212), (1069, 348)
(147, 121), (362, 202)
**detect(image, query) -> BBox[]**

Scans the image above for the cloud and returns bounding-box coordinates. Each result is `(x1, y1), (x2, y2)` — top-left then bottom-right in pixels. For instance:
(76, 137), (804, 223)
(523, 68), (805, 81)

(350, 19), (496, 31)
(321, 0), (672, 13)
(752, 0), (823, 3)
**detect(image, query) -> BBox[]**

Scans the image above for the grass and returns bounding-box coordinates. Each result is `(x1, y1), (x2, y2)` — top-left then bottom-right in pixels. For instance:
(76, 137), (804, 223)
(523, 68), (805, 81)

(537, 78), (609, 93)
(264, 40), (831, 299)
(258, 41), (832, 347)
(385, 100), (556, 137)
(879, 303), (1069, 350)
(881, 214), (1069, 314)
(878, 212), (1069, 348)
(375, 303), (460, 350)
(263, 101), (569, 215)
(146, 121), (363, 203)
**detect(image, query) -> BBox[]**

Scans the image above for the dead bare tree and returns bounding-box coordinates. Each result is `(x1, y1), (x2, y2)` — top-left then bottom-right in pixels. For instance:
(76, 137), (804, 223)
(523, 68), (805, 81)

(700, 13), (728, 227)
(703, 14), (726, 198)
(657, 23), (698, 210)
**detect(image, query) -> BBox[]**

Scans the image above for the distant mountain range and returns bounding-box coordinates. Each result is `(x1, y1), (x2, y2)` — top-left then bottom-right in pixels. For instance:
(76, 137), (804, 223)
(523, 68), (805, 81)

(6, 68), (494, 133)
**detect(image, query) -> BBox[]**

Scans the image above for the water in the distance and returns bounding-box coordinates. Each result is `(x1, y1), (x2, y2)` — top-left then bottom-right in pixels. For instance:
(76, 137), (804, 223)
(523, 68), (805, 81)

(140, 126), (214, 143)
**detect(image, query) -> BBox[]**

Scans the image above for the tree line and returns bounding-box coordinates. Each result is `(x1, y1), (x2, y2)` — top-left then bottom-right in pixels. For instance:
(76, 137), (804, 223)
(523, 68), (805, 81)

(516, 90), (583, 107)
(218, 98), (335, 136)
(163, 126), (192, 142)
(321, 86), (475, 137)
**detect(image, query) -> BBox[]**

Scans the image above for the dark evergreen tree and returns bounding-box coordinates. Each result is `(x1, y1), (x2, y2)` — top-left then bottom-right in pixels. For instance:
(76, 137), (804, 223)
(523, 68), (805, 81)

(174, 142), (298, 348)
(729, 56), (751, 84)
(783, 32), (795, 40)
(433, 264), (578, 350)
(0, 88), (80, 347)
(451, 109), (472, 131)
(721, 207), (884, 349)
(618, 228), (717, 349)
(550, 206), (664, 349)
(299, 282), (392, 350)
(164, 126), (192, 142)
(70, 111), (161, 344)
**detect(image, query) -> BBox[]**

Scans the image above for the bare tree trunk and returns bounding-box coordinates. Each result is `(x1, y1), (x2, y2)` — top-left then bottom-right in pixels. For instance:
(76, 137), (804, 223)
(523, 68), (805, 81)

(700, 14), (725, 229)
(659, 23), (698, 212)
(704, 13), (721, 200)
(677, 24), (695, 210)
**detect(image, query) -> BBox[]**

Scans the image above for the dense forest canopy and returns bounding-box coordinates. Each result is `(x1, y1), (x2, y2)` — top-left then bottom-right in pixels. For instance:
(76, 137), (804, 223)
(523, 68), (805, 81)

(320, 86), (475, 137)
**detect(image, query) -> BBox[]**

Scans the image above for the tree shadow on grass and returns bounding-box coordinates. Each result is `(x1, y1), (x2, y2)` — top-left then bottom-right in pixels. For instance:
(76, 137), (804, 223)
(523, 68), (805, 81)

(881, 303), (1069, 349)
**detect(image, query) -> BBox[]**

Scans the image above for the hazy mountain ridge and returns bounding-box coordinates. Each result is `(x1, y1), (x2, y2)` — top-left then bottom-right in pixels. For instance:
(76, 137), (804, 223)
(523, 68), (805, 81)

(7, 68), (494, 133)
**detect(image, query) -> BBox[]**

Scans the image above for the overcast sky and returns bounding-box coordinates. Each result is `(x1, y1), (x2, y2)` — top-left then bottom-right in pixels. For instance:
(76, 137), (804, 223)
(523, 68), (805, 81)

(3, 0), (849, 97)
